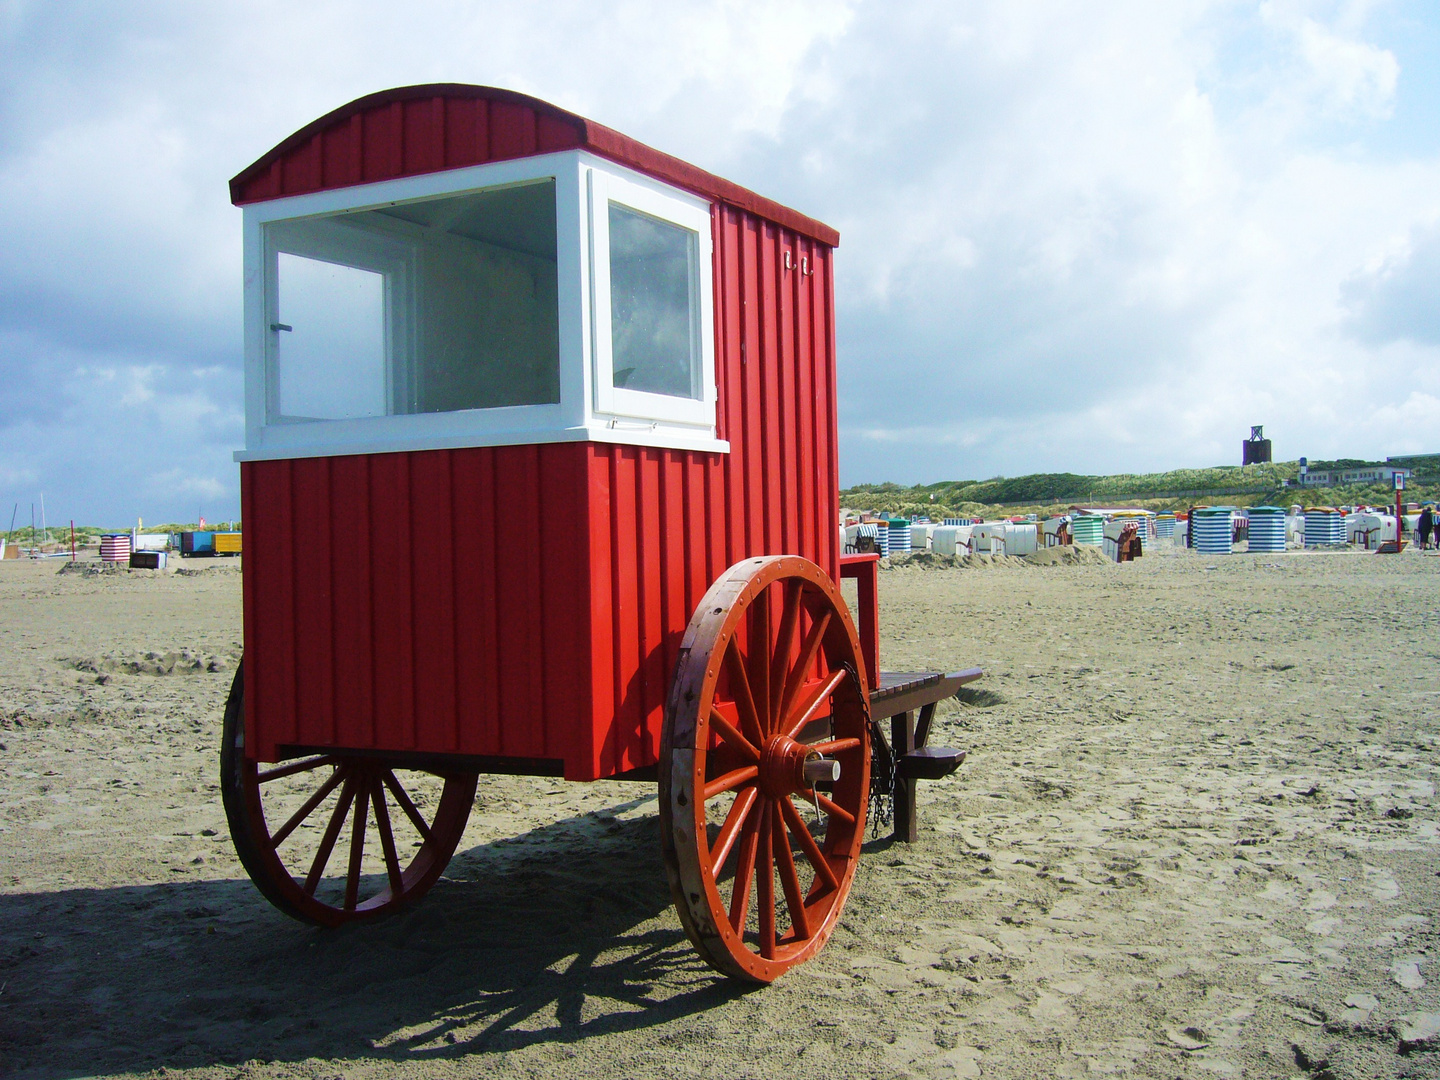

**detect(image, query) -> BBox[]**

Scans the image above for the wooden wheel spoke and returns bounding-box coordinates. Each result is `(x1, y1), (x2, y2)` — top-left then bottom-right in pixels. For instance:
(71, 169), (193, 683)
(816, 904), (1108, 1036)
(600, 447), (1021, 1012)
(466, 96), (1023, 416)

(223, 660), (479, 927)
(709, 709), (759, 763)
(777, 610), (831, 733)
(303, 771), (357, 896)
(704, 765), (758, 802)
(723, 641), (766, 748)
(710, 786), (759, 869)
(382, 770), (433, 844)
(773, 804), (810, 941)
(727, 806), (763, 935)
(270, 766), (345, 849)
(757, 799), (777, 958)
(344, 775), (371, 910)
(661, 557), (871, 981)
(371, 781), (405, 899)
(783, 667), (848, 741)
(258, 755), (338, 783)
(768, 580), (803, 725)
(814, 792), (855, 827)
(781, 796), (839, 893)
(747, 590), (772, 734)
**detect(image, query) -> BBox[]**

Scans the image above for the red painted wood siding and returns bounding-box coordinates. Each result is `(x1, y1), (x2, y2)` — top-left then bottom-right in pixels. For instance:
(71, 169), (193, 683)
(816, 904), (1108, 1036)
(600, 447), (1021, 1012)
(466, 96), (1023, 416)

(242, 202), (839, 780)
(233, 91), (583, 205)
(242, 445), (593, 767)
(231, 84), (838, 247)
(237, 86), (841, 779)
(573, 206), (840, 780)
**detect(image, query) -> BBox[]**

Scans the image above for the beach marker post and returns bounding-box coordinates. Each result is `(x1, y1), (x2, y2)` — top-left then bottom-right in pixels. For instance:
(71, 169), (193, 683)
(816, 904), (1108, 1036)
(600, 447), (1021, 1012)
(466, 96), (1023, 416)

(1378, 473), (1407, 554)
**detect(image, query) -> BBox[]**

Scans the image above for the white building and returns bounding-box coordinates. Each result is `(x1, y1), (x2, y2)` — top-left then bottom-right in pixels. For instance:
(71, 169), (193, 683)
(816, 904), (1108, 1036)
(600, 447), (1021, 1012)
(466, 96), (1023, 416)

(1298, 464), (1411, 488)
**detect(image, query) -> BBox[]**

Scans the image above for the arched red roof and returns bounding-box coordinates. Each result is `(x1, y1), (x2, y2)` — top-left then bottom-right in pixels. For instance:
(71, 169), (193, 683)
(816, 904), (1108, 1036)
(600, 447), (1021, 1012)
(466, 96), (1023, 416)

(230, 84), (838, 247)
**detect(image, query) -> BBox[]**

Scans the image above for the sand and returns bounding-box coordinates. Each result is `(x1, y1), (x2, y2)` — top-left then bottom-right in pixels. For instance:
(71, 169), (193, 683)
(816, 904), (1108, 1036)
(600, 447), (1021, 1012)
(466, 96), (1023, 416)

(1, 544), (1438, 1079)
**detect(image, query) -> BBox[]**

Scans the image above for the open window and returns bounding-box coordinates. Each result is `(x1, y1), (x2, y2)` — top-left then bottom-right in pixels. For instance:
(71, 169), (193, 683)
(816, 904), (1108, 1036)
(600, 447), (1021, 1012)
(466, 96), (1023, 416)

(239, 152), (724, 461)
(264, 179), (560, 423)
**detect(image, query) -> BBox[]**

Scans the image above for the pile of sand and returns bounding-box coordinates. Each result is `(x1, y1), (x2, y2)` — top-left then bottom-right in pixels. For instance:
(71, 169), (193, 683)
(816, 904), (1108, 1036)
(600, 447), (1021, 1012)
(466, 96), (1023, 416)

(887, 544), (1113, 571)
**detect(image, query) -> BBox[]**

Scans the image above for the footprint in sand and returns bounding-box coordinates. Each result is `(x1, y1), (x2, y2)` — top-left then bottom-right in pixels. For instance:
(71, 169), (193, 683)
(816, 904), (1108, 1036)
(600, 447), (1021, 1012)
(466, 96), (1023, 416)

(1342, 992), (1378, 1024)
(1365, 867), (1400, 901)
(1392, 958), (1426, 990)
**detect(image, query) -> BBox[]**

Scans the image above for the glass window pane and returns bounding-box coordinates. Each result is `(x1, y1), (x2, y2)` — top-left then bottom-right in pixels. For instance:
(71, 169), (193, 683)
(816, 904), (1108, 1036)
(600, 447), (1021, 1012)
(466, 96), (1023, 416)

(369, 180), (559, 412)
(276, 253), (387, 420)
(608, 203), (698, 399)
(266, 179), (560, 423)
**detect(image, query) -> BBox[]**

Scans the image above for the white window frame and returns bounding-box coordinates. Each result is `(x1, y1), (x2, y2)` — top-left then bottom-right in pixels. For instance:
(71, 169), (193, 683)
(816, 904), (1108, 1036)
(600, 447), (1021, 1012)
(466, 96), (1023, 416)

(588, 166), (717, 430)
(236, 149), (726, 463)
(265, 219), (415, 422)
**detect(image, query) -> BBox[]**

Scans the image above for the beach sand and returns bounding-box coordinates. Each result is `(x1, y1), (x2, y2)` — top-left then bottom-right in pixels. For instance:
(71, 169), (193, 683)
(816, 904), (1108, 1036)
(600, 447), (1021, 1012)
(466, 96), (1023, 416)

(1, 545), (1437, 1078)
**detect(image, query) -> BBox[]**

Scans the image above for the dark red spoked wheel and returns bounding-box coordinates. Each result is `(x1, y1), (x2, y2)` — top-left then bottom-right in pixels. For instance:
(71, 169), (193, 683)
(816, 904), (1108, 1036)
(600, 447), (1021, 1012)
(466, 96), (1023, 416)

(661, 555), (871, 982)
(220, 663), (478, 927)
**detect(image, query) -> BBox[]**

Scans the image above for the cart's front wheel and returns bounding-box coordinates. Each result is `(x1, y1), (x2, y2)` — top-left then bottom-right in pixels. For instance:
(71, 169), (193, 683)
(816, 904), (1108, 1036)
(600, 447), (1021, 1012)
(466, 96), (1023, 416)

(661, 556), (871, 982)
(220, 663), (478, 927)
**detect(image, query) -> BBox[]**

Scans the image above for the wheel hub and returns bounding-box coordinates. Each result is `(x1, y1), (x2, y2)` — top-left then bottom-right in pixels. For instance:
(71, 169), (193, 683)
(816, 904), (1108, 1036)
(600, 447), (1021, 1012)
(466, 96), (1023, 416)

(759, 735), (837, 797)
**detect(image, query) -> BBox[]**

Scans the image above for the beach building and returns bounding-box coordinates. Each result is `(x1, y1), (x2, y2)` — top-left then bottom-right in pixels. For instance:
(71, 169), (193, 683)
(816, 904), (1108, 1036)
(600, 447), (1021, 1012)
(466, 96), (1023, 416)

(1297, 463), (1410, 488)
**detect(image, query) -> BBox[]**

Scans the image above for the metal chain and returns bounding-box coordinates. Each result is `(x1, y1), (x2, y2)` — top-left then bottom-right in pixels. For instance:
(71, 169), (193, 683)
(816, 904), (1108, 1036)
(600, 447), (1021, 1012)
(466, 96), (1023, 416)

(844, 661), (894, 837)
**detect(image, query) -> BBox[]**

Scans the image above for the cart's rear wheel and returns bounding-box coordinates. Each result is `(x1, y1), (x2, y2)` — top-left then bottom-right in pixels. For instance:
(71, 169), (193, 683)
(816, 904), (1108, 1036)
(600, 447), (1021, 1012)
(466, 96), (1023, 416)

(661, 556), (870, 982)
(220, 663), (478, 927)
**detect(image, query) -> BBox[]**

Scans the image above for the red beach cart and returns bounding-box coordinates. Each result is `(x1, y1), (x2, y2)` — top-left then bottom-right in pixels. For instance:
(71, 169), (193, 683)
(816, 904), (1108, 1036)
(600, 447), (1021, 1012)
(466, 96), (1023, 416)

(223, 85), (979, 982)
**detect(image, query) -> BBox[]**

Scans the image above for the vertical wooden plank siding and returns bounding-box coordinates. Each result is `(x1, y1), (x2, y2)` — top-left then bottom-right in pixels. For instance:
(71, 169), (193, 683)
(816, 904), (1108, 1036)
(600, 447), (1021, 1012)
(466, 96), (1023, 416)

(329, 455), (374, 748)
(235, 95), (585, 203)
(239, 472), (260, 753)
(290, 458), (334, 748)
(450, 451), (499, 755)
(409, 452), (457, 753)
(778, 228), (798, 555)
(493, 446), (545, 758)
(361, 101), (403, 182)
(537, 443), (591, 764)
(401, 97), (444, 176)
(245, 445), (591, 765)
(241, 204), (838, 780)
(582, 444), (616, 779)
(741, 218), (764, 558)
(572, 203), (840, 779)
(606, 448), (639, 774)
(319, 115), (362, 191)
(366, 453), (415, 749)
(243, 462), (296, 760)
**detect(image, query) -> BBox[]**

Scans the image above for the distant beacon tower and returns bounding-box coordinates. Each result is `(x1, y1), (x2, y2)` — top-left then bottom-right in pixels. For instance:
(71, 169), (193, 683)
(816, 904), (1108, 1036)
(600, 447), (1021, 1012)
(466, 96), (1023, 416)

(1243, 425), (1272, 465)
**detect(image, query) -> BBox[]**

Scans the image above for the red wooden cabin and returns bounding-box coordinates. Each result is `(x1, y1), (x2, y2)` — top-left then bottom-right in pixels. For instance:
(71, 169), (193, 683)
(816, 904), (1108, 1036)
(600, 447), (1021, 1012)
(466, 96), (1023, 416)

(233, 84), (841, 781)
(223, 86), (972, 982)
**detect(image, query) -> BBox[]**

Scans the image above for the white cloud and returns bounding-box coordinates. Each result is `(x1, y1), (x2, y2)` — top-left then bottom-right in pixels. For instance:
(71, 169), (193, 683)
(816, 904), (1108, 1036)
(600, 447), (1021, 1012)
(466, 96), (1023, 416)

(0, 0), (1438, 516)
(773, 0), (1440, 481)
(1262, 0), (1399, 118)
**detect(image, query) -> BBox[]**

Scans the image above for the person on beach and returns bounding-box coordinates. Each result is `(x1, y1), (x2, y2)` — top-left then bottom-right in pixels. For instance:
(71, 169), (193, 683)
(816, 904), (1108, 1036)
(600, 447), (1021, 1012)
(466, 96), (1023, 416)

(1420, 504), (1434, 550)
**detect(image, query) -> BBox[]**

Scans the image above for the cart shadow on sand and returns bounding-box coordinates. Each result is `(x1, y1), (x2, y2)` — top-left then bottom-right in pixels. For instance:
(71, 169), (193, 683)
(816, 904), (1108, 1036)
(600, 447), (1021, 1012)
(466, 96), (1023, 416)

(0, 800), (754, 1077)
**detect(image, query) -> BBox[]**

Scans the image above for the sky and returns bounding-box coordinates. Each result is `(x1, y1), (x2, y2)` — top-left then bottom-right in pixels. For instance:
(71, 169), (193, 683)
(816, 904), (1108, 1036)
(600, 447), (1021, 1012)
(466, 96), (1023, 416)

(2, 0), (1438, 526)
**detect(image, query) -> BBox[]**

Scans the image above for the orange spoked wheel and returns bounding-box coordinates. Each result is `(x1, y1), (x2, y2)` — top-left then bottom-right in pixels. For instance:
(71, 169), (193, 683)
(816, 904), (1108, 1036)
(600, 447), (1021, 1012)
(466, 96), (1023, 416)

(661, 556), (871, 982)
(220, 663), (477, 927)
